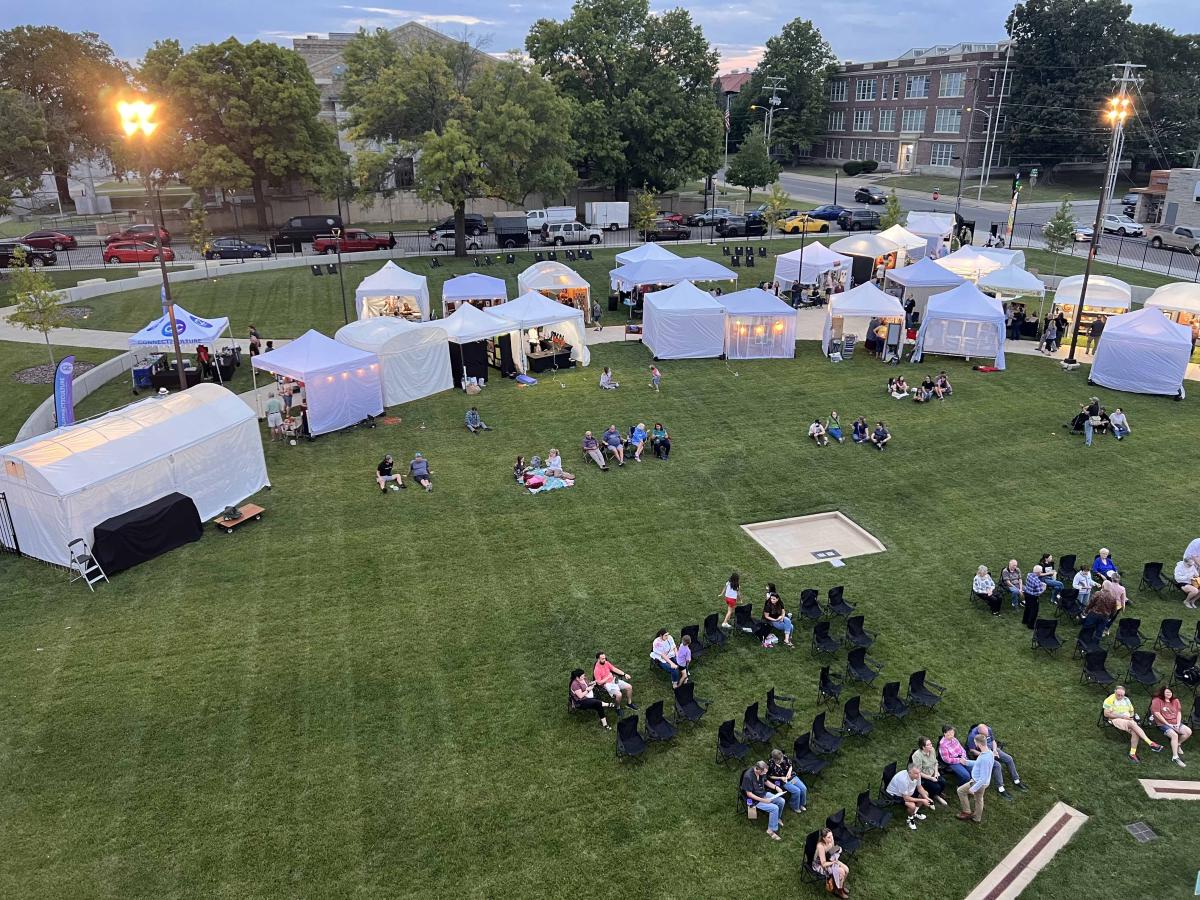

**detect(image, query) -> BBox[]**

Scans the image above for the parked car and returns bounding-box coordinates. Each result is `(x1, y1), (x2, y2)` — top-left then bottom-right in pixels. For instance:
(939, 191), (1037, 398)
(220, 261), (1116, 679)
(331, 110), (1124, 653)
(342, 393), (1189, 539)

(312, 229), (393, 254)
(541, 222), (603, 245)
(428, 213), (487, 236)
(804, 204), (848, 221)
(687, 207), (733, 226)
(20, 230), (77, 251)
(526, 206), (577, 233)
(274, 215), (343, 248)
(105, 223), (171, 245)
(715, 215), (767, 238)
(644, 219), (690, 241)
(429, 230), (481, 252)
(203, 237), (272, 259)
(105, 241), (175, 264)
(837, 209), (881, 231)
(777, 213), (830, 235)
(656, 209), (684, 225)
(854, 185), (888, 204)
(1147, 225), (1200, 255)
(1100, 214), (1142, 237)
(1120, 192), (1139, 207)
(0, 241), (57, 267)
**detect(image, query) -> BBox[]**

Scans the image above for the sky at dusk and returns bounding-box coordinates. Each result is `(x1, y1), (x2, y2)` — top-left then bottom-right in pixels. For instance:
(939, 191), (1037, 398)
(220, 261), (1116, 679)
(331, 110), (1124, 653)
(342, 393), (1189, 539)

(2, 1), (1192, 72)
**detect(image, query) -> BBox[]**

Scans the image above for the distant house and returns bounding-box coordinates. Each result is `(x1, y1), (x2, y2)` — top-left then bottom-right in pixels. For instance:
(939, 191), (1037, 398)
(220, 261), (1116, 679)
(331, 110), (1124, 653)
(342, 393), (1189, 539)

(715, 72), (753, 95)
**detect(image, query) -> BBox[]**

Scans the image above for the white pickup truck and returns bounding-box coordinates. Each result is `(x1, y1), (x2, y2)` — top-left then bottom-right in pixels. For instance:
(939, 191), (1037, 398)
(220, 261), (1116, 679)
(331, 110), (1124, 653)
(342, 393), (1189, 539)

(525, 206), (577, 233)
(1147, 224), (1200, 256)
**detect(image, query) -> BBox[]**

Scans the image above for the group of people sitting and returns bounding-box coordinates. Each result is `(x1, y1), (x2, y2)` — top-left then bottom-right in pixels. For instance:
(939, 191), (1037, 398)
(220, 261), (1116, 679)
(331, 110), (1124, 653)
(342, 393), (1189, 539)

(514, 451), (575, 494)
(582, 423), (671, 469)
(1068, 396), (1131, 446)
(887, 371), (953, 403)
(742, 750), (810, 842)
(972, 550), (1122, 621)
(599, 365), (663, 392)
(375, 452), (433, 493)
(808, 413), (890, 450)
(567, 652), (637, 730)
(1102, 684), (1193, 766)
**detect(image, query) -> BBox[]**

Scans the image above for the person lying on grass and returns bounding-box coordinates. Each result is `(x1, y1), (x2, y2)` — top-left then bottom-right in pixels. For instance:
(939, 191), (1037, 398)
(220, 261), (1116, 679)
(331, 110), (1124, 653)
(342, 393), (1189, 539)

(409, 452), (433, 492)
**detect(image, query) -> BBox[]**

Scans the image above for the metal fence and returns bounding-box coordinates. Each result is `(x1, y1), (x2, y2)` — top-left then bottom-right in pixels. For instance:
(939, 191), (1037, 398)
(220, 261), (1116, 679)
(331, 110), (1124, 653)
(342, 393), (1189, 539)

(1008, 222), (1200, 283)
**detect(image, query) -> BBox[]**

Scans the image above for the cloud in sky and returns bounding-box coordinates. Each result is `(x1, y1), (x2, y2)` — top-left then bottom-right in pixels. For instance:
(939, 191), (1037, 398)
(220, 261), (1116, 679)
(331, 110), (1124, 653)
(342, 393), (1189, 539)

(340, 5), (497, 26)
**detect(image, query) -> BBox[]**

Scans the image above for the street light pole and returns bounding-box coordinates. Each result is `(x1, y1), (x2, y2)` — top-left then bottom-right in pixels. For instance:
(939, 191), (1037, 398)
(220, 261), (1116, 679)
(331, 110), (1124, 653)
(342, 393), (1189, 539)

(953, 155), (967, 217)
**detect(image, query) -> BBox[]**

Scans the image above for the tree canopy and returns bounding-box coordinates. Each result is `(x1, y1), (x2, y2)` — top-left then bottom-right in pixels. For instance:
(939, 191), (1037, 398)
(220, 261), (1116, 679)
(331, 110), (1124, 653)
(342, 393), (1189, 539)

(0, 89), (47, 212)
(726, 124), (779, 201)
(1128, 26), (1200, 172)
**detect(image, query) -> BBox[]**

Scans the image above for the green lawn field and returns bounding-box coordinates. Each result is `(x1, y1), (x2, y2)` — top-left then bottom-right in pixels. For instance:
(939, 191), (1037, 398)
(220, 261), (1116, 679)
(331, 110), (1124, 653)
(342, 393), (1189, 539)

(1, 336), (1198, 899)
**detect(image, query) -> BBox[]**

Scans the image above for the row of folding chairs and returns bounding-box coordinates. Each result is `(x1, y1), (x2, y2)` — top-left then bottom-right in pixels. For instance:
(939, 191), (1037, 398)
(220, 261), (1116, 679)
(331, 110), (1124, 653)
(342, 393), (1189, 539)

(721, 245), (769, 258)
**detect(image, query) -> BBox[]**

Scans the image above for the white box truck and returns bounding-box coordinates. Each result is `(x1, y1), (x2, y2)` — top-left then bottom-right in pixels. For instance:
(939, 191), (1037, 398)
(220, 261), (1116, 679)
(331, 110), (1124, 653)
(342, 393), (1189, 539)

(584, 201), (629, 231)
(525, 206), (577, 233)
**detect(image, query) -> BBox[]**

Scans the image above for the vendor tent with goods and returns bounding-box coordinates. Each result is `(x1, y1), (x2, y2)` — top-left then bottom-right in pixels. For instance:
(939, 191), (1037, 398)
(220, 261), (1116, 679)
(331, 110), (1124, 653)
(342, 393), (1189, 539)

(425, 301), (518, 387)
(772, 243), (852, 291)
(516, 261), (592, 322)
(495, 290), (591, 370)
(354, 261), (431, 321)
(441, 272), (508, 317)
(717, 288), (797, 359)
(883, 256), (964, 317)
(820, 282), (906, 356)
(911, 282), (1008, 369)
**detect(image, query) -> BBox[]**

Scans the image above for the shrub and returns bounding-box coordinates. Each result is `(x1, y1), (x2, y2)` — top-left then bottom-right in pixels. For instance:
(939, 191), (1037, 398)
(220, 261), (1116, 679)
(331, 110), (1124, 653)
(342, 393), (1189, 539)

(859, 160), (879, 174)
(842, 160), (864, 177)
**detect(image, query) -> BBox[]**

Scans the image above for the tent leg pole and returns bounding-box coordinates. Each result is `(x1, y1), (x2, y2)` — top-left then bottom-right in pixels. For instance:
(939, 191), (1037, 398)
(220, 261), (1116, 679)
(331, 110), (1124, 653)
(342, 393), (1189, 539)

(251, 365), (262, 419)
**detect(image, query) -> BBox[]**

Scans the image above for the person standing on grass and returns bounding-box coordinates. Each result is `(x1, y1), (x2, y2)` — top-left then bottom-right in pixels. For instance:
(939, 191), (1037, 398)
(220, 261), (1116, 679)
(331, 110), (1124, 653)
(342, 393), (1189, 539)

(886, 763), (935, 830)
(1104, 685), (1163, 763)
(720, 572), (741, 629)
(1151, 686), (1192, 767)
(675, 634), (693, 680)
(741, 761), (785, 841)
(248, 324), (261, 356)
(592, 651), (636, 710)
(1074, 564), (1101, 608)
(957, 732), (993, 823)
(264, 391), (285, 442)
(649, 365), (662, 392)
(966, 723), (1026, 800)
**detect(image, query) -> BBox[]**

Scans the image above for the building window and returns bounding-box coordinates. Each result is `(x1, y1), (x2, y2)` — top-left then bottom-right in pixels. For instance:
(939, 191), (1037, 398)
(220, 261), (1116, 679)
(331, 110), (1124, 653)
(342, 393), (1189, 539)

(905, 74), (929, 99)
(881, 76), (901, 100)
(795, 145), (812, 159)
(824, 139), (842, 159)
(934, 108), (962, 133)
(989, 142), (1007, 167)
(930, 143), (955, 167)
(853, 110), (873, 132)
(827, 110), (845, 132)
(828, 79), (847, 102)
(878, 109), (896, 132)
(939, 72), (966, 98)
(987, 69), (1012, 97)
(855, 78), (877, 101)
(995, 113), (1006, 133)
(900, 108), (926, 133)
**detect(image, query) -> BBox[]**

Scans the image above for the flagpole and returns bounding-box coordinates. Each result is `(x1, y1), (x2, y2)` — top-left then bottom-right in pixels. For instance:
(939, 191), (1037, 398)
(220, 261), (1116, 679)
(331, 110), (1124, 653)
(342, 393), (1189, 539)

(723, 94), (731, 171)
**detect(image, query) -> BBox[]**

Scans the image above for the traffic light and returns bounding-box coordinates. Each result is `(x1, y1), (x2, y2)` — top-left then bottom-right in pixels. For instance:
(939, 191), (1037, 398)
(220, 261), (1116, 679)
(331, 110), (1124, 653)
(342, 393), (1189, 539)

(1012, 171), (1022, 194)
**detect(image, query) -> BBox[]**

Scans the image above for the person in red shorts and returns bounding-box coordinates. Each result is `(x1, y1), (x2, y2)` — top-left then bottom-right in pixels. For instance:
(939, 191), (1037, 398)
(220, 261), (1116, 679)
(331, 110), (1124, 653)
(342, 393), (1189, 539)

(720, 572), (741, 629)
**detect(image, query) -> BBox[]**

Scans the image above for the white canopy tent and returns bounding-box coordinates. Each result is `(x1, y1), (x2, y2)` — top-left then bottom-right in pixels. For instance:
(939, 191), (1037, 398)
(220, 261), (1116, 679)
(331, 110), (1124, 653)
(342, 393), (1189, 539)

(441, 272), (508, 317)
(334, 317), (452, 407)
(496, 290), (591, 369)
(975, 247), (1026, 270)
(0, 383), (269, 567)
(609, 257), (738, 291)
(354, 261), (431, 321)
(1090, 307), (1191, 397)
(821, 282), (906, 355)
(772, 243), (852, 291)
(128, 305), (232, 347)
(934, 245), (1019, 279)
(251, 330), (383, 436)
(911, 282), (1008, 369)
(642, 281), (726, 359)
(717, 288), (797, 359)
(878, 225), (928, 253)
(1053, 274), (1132, 315)
(883, 256), (964, 316)
(829, 233), (900, 259)
(905, 212), (955, 256)
(615, 243), (680, 266)
(516, 261), (591, 322)
(433, 301), (518, 344)
(978, 266), (1046, 299)
(1145, 282), (1200, 322)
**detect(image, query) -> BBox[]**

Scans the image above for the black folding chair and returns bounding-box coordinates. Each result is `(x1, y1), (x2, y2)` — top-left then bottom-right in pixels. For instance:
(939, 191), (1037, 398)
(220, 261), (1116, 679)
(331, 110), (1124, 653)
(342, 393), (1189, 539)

(734, 603), (761, 636)
(1074, 623), (1105, 658)
(817, 665), (843, 705)
(1190, 695), (1200, 727)
(716, 719), (750, 764)
(743, 702), (775, 745)
(1081, 649), (1115, 686)
(810, 712), (843, 755)
(1155, 619), (1186, 653)
(765, 688), (795, 729)
(827, 585), (855, 617)
(906, 670), (945, 709)
(846, 647), (883, 685)
(798, 589), (824, 623)
(844, 615), (876, 650)
(673, 682), (709, 725)
(879, 682), (910, 720)
(1139, 561), (1169, 593)
(1124, 650), (1161, 691)
(840, 695), (873, 736)
(1055, 588), (1084, 621)
(826, 807), (862, 854)
(855, 789), (893, 832)
(876, 762), (900, 805)
(800, 831), (823, 886)
(615, 714), (647, 760)
(1115, 618), (1146, 653)
(680, 624), (704, 665)
(1169, 653), (1198, 690)
(811, 620), (840, 656)
(1032, 618), (1063, 654)
(703, 613), (728, 650)
(792, 733), (830, 778)
(644, 700), (677, 744)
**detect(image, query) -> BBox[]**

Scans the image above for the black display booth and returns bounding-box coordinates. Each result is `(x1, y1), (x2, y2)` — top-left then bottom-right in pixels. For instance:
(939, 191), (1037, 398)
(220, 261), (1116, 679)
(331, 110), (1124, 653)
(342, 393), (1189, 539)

(448, 334), (520, 387)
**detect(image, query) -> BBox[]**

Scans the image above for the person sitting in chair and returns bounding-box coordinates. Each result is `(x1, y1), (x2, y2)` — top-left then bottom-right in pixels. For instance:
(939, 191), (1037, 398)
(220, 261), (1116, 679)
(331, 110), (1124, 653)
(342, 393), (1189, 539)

(1151, 686), (1192, 767)
(1024, 566), (1049, 605)
(741, 761), (785, 841)
(581, 431), (609, 470)
(966, 723), (1026, 799)
(1038, 554), (1065, 593)
(1000, 560), (1023, 607)
(569, 669), (614, 730)
(763, 589), (795, 647)
(465, 406), (491, 433)
(871, 421), (891, 450)
(592, 651), (636, 710)
(651, 423), (671, 460)
(938, 725), (973, 784)
(1092, 548), (1119, 580)
(852, 417), (869, 444)
(599, 366), (619, 390)
(376, 454), (406, 492)
(1104, 684), (1163, 763)
(973, 565), (1001, 616)
(409, 452), (433, 492)
(808, 419), (829, 447)
(766, 747), (807, 811)
(1173, 557), (1200, 609)
(545, 448), (573, 480)
(603, 425), (625, 466)
(911, 736), (949, 805)
(886, 763), (934, 830)
(1073, 564), (1100, 607)
(813, 828), (850, 898)
(628, 423), (648, 462)
(651, 628), (685, 687)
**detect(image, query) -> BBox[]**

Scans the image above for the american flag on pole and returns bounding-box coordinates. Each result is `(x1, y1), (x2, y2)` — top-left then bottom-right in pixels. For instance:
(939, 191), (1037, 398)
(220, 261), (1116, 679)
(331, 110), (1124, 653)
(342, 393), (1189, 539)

(724, 107), (731, 132)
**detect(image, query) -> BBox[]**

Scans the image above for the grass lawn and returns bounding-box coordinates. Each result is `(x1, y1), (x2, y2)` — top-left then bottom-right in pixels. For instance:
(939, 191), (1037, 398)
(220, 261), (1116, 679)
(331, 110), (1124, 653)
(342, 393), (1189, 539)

(1, 338), (1198, 899)
(0, 267), (193, 308)
(0, 341), (121, 444)
(874, 171), (1139, 205)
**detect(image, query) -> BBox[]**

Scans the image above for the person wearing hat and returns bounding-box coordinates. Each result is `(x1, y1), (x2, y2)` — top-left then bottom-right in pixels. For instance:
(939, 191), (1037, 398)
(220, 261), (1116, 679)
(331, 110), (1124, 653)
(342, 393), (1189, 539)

(376, 455), (405, 492)
(409, 452), (433, 492)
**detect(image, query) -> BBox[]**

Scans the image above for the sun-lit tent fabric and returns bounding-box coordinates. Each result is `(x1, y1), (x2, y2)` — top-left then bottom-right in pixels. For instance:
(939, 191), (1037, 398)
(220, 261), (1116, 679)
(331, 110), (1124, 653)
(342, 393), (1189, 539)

(772, 243), (852, 290)
(354, 261), (431, 321)
(516, 261), (591, 322)
(884, 256), (964, 315)
(0, 383), (268, 567)
(430, 300), (518, 344)
(717, 288), (797, 359)
(978, 265), (1046, 298)
(1090, 307), (1191, 397)
(820, 282), (905, 355)
(1053, 274), (1131, 313)
(440, 272), (508, 316)
(975, 247), (1025, 270)
(905, 212), (955, 239)
(911, 282), (1007, 369)
(609, 257), (738, 291)
(934, 245), (1015, 279)
(614, 243), (680, 266)
(334, 317), (452, 406)
(878, 225), (927, 252)
(128, 305), (230, 346)
(496, 290), (591, 369)
(251, 329), (383, 436)
(829, 233), (901, 259)
(642, 281), (726, 359)
(1145, 282), (1200, 318)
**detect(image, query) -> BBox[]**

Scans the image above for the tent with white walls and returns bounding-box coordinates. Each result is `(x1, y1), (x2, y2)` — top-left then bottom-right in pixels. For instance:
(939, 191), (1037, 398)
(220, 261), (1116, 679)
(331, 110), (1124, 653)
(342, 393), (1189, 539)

(1089, 307), (1191, 397)
(424, 301), (518, 388)
(717, 288), (797, 359)
(354, 261), (430, 321)
(441, 272), (508, 317)
(911, 282), (1008, 369)
(772, 243), (852, 291)
(978, 265), (1046, 299)
(820, 282), (905, 355)
(1053, 274), (1132, 314)
(642, 281), (726, 359)
(496, 290), (591, 370)
(1144, 282), (1200, 320)
(516, 261), (591, 322)
(609, 256), (738, 291)
(883, 256), (964, 316)
(614, 242), (680, 266)
(334, 317), (452, 407)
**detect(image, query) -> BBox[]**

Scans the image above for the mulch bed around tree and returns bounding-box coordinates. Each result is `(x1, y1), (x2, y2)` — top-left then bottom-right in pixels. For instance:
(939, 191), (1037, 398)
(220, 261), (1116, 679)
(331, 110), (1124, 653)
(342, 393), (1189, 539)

(12, 359), (96, 385)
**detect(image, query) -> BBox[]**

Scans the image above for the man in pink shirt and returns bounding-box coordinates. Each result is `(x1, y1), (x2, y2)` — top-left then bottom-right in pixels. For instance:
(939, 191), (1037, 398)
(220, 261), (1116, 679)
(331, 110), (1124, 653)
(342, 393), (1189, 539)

(593, 651), (636, 710)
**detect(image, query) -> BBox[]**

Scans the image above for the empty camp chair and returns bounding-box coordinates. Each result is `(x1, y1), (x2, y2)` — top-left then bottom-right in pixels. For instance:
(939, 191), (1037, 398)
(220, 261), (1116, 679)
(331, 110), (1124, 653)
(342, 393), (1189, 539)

(734, 245), (744, 255)
(548, 251), (558, 261)
(855, 789), (893, 833)
(505, 253), (515, 264)
(742, 702), (775, 745)
(817, 665), (843, 705)
(716, 719), (750, 764)
(745, 253), (755, 268)
(615, 714), (647, 761)
(703, 612), (728, 651)
(731, 254), (741, 268)
(734, 603), (761, 636)
(1169, 653), (1198, 689)
(673, 682), (709, 725)
(1125, 650), (1161, 691)
(1081, 649), (1116, 687)
(906, 670), (945, 709)
(644, 700), (677, 744)
(680, 624), (704, 664)
(1055, 588), (1084, 621)
(792, 733), (830, 778)
(825, 808), (862, 855)
(810, 712), (843, 755)
(583, 249), (593, 261)
(565, 249), (576, 261)
(722, 245), (731, 256)
(1032, 618), (1063, 654)
(827, 585), (855, 617)
(811, 620), (840, 656)
(798, 589), (824, 622)
(1075, 623), (1105, 658)
(759, 246), (768, 258)
(1115, 618), (1147, 653)
(844, 615), (876, 650)
(765, 688), (795, 729)
(879, 682), (910, 720)
(840, 696), (873, 737)
(1155, 619), (1186, 653)
(1139, 561), (1169, 593)
(534, 251), (544, 262)
(846, 647), (884, 686)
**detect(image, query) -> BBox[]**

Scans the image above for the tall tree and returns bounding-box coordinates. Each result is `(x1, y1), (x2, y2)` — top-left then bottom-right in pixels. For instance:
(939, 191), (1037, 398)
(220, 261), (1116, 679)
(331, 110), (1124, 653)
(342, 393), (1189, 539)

(632, 189), (658, 238)
(0, 89), (47, 212)
(726, 124), (779, 201)
(1128, 26), (1200, 173)
(140, 38), (340, 229)
(0, 26), (126, 204)
(414, 119), (487, 255)
(527, 0), (722, 198)
(1005, 0), (1133, 167)
(5, 247), (67, 368)
(728, 19), (835, 162)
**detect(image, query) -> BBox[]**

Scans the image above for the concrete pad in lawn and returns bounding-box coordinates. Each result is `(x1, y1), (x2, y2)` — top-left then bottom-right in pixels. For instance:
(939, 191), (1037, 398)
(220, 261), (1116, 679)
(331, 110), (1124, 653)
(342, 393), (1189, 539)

(741, 511), (885, 568)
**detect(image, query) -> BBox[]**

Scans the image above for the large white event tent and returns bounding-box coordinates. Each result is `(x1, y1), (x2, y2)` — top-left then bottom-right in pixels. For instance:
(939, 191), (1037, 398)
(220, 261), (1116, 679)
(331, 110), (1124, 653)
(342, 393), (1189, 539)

(821, 282), (905, 355)
(1144, 282), (1200, 321)
(496, 290), (591, 369)
(1090, 307), (1191, 397)
(878, 224), (929, 262)
(911, 282), (1008, 369)
(441, 272), (508, 317)
(251, 330), (383, 436)
(609, 256), (738, 292)
(829, 233), (900, 258)
(883, 256), (964, 315)
(615, 243), (680, 266)
(978, 265), (1046, 299)
(905, 212), (955, 255)
(430, 301), (518, 387)
(334, 317), (452, 407)
(935, 245), (1023, 279)
(642, 281), (726, 359)
(128, 304), (232, 348)
(0, 383), (269, 567)
(1053, 274), (1132, 315)
(717, 288), (797, 359)
(354, 261), (430, 321)
(516, 261), (591, 320)
(772, 243), (852, 291)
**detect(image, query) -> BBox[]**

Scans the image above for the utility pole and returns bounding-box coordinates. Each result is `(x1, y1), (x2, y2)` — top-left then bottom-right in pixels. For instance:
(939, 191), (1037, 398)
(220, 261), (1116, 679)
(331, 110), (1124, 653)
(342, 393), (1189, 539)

(764, 76), (784, 148)
(977, 41), (1011, 203)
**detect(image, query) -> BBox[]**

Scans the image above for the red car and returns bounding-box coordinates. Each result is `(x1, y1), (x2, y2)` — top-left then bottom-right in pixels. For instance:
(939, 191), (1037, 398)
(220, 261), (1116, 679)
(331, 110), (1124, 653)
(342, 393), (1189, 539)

(105, 241), (176, 264)
(105, 224), (171, 246)
(656, 209), (684, 225)
(311, 228), (393, 254)
(21, 230), (78, 251)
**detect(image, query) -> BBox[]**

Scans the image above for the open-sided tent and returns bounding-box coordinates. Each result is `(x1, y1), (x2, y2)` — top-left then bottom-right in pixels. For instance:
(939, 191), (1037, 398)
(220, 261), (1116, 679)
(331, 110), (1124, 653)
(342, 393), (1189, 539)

(441, 272), (508, 317)
(772, 243), (852, 290)
(1053, 274), (1132, 315)
(934, 245), (1016, 279)
(717, 288), (797, 359)
(978, 265), (1046, 298)
(516, 261), (591, 321)
(251, 330), (383, 436)
(975, 247), (1025, 270)
(820, 282), (905, 355)
(642, 281), (726, 359)
(354, 261), (430, 321)
(911, 282), (1007, 369)
(334, 317), (452, 407)
(609, 256), (738, 291)
(1090, 307), (1191, 397)
(905, 212), (955, 255)
(615, 242), (680, 266)
(427, 301), (518, 387)
(0, 383), (269, 567)
(1145, 282), (1200, 323)
(883, 256), (964, 315)
(878, 225), (928, 265)
(129, 304), (231, 347)
(829, 233), (900, 259)
(496, 290), (591, 369)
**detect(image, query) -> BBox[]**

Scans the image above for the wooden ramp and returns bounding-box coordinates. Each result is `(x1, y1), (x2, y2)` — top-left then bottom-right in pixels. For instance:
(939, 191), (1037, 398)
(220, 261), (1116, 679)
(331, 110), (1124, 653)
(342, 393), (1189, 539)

(964, 802), (1088, 900)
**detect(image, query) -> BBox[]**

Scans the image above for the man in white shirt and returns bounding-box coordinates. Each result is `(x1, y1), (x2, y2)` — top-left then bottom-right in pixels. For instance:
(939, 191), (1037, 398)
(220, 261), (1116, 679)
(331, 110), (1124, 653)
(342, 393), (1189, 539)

(886, 763), (934, 830)
(808, 419), (829, 447)
(1174, 558), (1200, 609)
